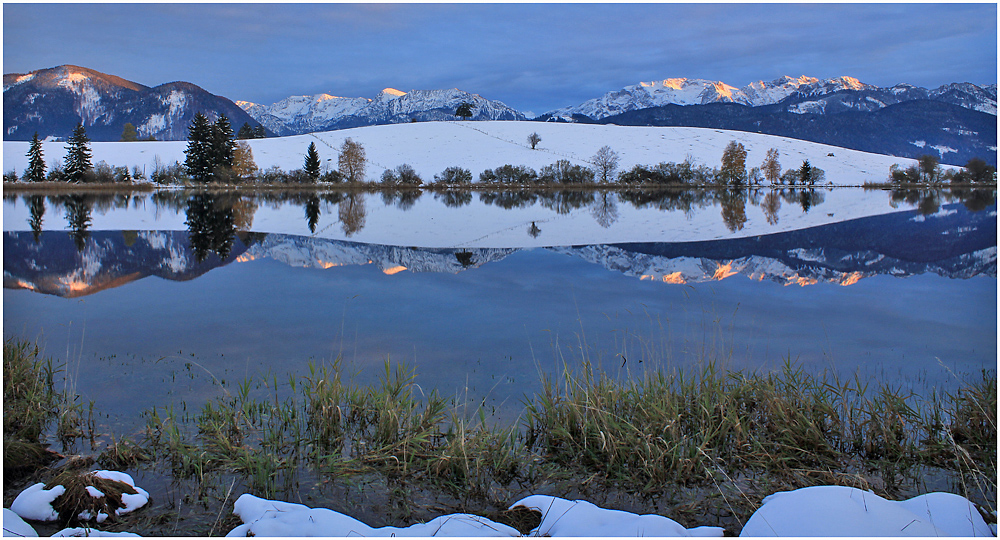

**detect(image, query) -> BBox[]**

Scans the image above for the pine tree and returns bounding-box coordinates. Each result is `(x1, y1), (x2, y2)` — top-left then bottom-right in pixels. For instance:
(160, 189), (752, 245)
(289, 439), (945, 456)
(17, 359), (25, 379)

(212, 115), (236, 170)
(455, 102), (473, 119)
(304, 142), (321, 181)
(253, 125), (266, 139)
(799, 160), (813, 186)
(25, 132), (46, 183)
(185, 113), (215, 182)
(64, 124), (93, 183)
(237, 122), (255, 140)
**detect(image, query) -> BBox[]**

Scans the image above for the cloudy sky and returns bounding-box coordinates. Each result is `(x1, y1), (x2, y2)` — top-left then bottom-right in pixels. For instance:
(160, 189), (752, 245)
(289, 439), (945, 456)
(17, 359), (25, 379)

(4, 3), (997, 116)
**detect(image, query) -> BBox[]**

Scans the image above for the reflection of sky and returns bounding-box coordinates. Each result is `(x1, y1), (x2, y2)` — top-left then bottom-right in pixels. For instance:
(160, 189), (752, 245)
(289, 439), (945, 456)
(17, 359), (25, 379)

(4, 246), (995, 424)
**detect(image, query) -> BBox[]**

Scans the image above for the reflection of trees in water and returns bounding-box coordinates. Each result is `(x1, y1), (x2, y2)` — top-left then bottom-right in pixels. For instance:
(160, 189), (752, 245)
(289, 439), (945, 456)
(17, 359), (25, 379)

(528, 221), (541, 238)
(27, 195), (45, 243)
(434, 190), (472, 208)
(479, 190), (538, 209)
(590, 191), (619, 228)
(185, 193), (237, 263)
(381, 189), (422, 211)
(717, 189), (747, 232)
(539, 190), (594, 215)
(339, 193), (366, 237)
(889, 187), (996, 215)
(53, 194), (93, 252)
(305, 195), (321, 233)
(779, 188), (826, 213)
(761, 191), (781, 225)
(616, 188), (713, 215)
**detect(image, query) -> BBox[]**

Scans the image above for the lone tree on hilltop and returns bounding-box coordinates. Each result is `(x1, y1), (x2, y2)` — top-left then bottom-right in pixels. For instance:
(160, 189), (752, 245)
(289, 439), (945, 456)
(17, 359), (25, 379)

(25, 132), (46, 183)
(719, 140), (747, 185)
(64, 124), (93, 183)
(338, 138), (366, 183)
(591, 145), (620, 183)
(120, 122), (139, 142)
(527, 132), (541, 150)
(304, 142), (321, 181)
(455, 102), (473, 120)
(762, 148), (781, 184)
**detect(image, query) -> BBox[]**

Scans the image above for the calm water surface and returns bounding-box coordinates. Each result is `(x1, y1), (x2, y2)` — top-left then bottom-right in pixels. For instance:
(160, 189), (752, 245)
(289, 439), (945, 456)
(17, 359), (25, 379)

(3, 188), (996, 426)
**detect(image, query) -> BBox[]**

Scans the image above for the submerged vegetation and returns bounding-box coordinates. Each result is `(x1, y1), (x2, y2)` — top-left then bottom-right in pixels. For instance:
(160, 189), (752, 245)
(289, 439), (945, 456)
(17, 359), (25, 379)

(3, 337), (995, 535)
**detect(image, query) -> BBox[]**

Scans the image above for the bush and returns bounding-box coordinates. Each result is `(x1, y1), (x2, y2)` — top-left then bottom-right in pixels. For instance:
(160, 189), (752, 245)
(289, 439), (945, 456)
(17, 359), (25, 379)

(319, 170), (345, 183)
(258, 166), (288, 184)
(539, 160), (594, 184)
(889, 164), (921, 184)
(617, 161), (711, 185)
(434, 166), (473, 185)
(93, 161), (115, 183)
(46, 165), (66, 182)
(479, 164), (538, 185)
(381, 164), (422, 186)
(4, 170), (18, 183)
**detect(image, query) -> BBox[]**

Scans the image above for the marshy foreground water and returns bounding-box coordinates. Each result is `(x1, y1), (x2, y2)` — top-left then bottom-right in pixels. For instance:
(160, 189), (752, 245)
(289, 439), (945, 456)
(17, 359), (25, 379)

(2, 186), (996, 535)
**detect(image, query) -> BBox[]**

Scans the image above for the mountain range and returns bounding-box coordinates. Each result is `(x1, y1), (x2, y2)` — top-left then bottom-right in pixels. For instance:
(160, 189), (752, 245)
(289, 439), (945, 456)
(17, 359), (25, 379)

(237, 88), (525, 137)
(3, 65), (267, 142)
(4, 202), (995, 298)
(2, 65), (995, 165)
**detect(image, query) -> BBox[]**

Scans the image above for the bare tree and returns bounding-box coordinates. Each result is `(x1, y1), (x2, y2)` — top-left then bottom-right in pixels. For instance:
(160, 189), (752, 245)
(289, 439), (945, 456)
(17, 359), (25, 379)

(527, 132), (541, 150)
(591, 145), (621, 184)
(762, 148), (781, 184)
(338, 138), (366, 183)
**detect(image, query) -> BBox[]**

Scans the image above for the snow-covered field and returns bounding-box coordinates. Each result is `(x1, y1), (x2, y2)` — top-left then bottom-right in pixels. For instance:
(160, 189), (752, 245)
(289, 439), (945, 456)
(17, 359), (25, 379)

(3, 122), (933, 249)
(3, 121), (914, 186)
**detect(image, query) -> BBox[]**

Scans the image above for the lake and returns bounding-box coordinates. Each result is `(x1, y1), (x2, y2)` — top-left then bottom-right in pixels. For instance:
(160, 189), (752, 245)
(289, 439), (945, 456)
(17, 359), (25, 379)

(2, 187), (997, 427)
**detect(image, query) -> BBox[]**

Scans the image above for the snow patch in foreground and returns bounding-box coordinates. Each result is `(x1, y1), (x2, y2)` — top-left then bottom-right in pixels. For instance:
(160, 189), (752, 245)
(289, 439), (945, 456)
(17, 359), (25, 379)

(740, 485), (993, 537)
(509, 495), (723, 536)
(225, 494), (520, 537)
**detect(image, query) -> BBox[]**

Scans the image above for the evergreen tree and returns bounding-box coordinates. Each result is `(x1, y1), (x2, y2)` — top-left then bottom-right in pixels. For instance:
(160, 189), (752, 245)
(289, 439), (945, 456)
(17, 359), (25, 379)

(455, 102), (473, 119)
(28, 195), (45, 243)
(799, 160), (813, 186)
(25, 132), (46, 183)
(184, 113), (215, 182)
(64, 124), (93, 183)
(237, 122), (255, 140)
(304, 142), (321, 181)
(120, 122), (139, 142)
(212, 115), (236, 170)
(253, 125), (266, 139)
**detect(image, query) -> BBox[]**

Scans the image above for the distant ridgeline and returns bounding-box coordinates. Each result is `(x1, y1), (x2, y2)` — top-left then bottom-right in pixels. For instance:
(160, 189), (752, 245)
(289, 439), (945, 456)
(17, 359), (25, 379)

(561, 101), (997, 167)
(5, 198), (995, 298)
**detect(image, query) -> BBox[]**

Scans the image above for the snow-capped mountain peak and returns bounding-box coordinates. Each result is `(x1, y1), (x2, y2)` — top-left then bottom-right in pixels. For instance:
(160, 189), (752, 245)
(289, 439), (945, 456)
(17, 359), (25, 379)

(240, 86), (525, 136)
(544, 74), (995, 120)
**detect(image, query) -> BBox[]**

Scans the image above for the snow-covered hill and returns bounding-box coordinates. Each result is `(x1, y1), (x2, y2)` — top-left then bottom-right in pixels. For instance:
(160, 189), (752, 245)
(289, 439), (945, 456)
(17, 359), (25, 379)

(238, 88), (525, 136)
(545, 76), (997, 120)
(1, 121), (921, 187)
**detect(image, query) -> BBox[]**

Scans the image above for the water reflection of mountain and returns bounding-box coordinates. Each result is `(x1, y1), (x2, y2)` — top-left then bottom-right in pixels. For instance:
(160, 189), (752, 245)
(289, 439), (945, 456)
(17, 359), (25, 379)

(4, 203), (995, 298)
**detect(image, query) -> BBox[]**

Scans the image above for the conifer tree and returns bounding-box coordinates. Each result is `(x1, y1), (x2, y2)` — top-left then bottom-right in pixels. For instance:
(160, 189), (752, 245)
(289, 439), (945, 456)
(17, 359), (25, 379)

(252, 125), (266, 139)
(304, 142), (321, 181)
(237, 122), (255, 140)
(64, 124), (93, 183)
(799, 160), (813, 186)
(212, 115), (236, 170)
(185, 113), (215, 182)
(25, 132), (47, 183)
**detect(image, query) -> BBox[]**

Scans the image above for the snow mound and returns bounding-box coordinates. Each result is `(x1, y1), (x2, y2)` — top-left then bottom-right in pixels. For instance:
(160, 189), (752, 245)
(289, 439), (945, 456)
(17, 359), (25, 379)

(3, 508), (38, 537)
(740, 485), (993, 537)
(10, 484), (65, 522)
(509, 495), (723, 537)
(225, 494), (520, 537)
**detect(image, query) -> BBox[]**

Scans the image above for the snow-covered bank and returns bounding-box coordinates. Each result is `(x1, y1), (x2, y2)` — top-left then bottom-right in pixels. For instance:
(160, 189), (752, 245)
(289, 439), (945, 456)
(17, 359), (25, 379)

(3, 121), (916, 186)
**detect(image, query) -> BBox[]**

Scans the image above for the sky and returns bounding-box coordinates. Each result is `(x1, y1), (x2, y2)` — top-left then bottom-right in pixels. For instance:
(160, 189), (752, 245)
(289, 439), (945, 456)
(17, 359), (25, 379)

(3, 3), (997, 116)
